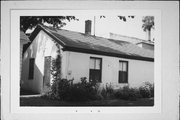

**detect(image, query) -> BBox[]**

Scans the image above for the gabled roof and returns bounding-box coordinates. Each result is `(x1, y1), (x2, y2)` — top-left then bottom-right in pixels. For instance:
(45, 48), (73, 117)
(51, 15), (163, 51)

(30, 24), (154, 62)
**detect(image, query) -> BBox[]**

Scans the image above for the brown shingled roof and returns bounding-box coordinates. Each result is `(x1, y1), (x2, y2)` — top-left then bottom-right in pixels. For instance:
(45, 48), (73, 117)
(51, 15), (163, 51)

(30, 25), (154, 61)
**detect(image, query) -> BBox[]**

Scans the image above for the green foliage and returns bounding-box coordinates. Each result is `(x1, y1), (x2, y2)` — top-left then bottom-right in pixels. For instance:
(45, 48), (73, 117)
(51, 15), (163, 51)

(50, 78), (72, 100)
(139, 82), (154, 98)
(101, 83), (115, 99)
(115, 86), (141, 101)
(47, 44), (63, 99)
(66, 77), (100, 101)
(142, 16), (154, 31)
(117, 16), (135, 22)
(99, 15), (135, 22)
(20, 16), (79, 32)
(51, 45), (62, 81)
(114, 82), (154, 101)
(46, 63), (154, 102)
(47, 77), (100, 102)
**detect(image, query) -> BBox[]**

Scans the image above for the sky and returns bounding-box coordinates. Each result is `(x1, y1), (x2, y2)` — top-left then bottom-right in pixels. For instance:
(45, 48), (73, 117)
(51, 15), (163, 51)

(61, 15), (155, 40)
(27, 15), (155, 41)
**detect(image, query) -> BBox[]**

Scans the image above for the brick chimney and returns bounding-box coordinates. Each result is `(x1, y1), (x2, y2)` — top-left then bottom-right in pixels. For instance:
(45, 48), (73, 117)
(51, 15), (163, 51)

(85, 20), (92, 35)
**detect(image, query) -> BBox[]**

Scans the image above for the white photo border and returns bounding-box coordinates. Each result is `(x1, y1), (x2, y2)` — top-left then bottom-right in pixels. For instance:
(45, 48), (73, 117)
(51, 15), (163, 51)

(11, 9), (161, 114)
(1, 1), (179, 120)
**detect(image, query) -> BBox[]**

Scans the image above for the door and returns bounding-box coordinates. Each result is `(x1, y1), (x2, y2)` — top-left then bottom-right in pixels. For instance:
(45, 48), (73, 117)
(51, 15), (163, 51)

(43, 56), (51, 93)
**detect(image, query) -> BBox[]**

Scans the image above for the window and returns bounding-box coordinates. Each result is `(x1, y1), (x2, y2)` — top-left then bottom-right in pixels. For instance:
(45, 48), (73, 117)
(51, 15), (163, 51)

(28, 58), (35, 80)
(89, 57), (102, 83)
(119, 61), (128, 83)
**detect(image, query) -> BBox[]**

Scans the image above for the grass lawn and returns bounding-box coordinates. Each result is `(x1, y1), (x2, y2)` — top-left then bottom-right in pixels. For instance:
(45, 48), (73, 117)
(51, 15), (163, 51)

(20, 96), (154, 106)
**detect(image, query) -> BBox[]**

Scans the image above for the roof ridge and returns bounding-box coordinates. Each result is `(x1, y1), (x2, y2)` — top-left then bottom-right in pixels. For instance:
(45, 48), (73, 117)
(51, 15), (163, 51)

(40, 24), (133, 44)
(37, 24), (66, 46)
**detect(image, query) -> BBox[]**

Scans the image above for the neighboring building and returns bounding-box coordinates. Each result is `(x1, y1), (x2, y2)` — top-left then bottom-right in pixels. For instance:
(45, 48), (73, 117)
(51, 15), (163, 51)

(20, 31), (30, 83)
(136, 42), (154, 51)
(110, 32), (154, 51)
(21, 21), (154, 94)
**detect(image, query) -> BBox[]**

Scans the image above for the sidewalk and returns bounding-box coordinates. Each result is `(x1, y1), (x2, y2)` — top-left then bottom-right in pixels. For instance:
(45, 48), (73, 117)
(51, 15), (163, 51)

(20, 94), (41, 98)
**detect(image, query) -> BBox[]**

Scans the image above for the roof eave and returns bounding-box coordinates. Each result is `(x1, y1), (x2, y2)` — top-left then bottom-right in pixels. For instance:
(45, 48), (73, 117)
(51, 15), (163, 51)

(63, 46), (154, 62)
(29, 24), (66, 47)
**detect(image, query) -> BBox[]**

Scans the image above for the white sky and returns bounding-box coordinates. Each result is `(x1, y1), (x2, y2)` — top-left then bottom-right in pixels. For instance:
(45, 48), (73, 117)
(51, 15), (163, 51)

(27, 15), (155, 40)
(61, 15), (155, 40)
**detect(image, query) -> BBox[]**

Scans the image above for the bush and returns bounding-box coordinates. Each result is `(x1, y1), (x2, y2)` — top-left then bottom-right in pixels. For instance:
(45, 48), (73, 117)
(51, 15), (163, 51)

(101, 83), (115, 99)
(139, 82), (154, 98)
(68, 83), (88, 101)
(115, 86), (141, 101)
(149, 83), (154, 97)
(47, 77), (100, 102)
(45, 76), (154, 101)
(67, 78), (99, 101)
(50, 78), (72, 100)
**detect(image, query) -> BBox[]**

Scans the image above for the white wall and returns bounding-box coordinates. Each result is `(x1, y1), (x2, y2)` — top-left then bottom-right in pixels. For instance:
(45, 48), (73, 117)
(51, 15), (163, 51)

(21, 30), (59, 93)
(64, 51), (154, 88)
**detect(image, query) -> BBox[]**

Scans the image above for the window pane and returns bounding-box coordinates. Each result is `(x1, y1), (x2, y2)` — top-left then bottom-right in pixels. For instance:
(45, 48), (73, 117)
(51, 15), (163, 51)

(89, 57), (102, 83)
(90, 69), (101, 83)
(119, 71), (123, 83)
(119, 62), (123, 71)
(90, 58), (95, 69)
(119, 71), (128, 83)
(122, 62), (127, 71)
(119, 61), (128, 83)
(122, 72), (126, 82)
(95, 59), (101, 70)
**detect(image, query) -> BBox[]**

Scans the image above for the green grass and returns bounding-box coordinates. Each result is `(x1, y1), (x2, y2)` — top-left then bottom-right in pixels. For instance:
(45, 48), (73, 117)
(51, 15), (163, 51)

(20, 96), (154, 106)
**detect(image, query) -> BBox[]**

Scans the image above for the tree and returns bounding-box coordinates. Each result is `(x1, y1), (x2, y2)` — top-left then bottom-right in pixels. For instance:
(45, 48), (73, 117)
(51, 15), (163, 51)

(20, 16), (79, 33)
(99, 15), (135, 22)
(117, 15), (135, 22)
(142, 16), (154, 41)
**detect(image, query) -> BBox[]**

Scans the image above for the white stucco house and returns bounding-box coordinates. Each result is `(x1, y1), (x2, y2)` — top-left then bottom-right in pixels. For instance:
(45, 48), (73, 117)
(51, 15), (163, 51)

(21, 21), (154, 94)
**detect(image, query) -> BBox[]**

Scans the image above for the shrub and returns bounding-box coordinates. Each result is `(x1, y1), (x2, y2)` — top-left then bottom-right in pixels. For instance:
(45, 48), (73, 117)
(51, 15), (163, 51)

(67, 83), (88, 101)
(150, 84), (154, 97)
(68, 80), (100, 101)
(50, 78), (72, 100)
(101, 83), (115, 99)
(115, 86), (141, 101)
(46, 75), (154, 101)
(139, 82), (154, 98)
(47, 77), (100, 102)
